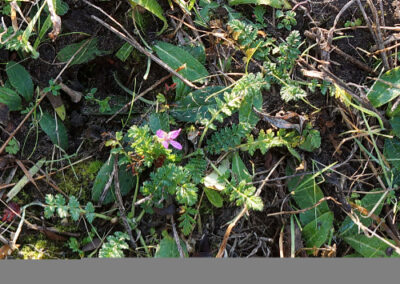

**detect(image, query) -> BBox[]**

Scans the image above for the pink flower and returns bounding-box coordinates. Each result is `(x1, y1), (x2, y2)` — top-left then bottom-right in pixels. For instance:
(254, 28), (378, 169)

(156, 129), (182, 150)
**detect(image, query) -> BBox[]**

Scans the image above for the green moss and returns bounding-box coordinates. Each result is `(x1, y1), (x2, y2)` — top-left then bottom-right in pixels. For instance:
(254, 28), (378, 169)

(17, 235), (62, 259)
(54, 223), (80, 233)
(55, 160), (103, 202)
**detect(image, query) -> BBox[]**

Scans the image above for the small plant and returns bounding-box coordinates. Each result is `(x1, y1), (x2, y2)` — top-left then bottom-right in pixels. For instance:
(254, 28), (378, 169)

(344, 18), (363, 28)
(276, 10), (297, 31)
(5, 137), (20, 155)
(84, 88), (112, 114)
(43, 79), (62, 96)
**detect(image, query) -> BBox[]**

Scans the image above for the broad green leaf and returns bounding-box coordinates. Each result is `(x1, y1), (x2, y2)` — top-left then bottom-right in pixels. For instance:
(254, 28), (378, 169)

(302, 211), (334, 248)
(148, 112), (170, 134)
(57, 38), (109, 66)
(390, 117), (400, 138)
(288, 175), (330, 225)
(368, 67), (400, 107)
(343, 235), (400, 257)
(232, 152), (252, 183)
(154, 41), (209, 82)
(115, 42), (134, 62)
(6, 61), (33, 102)
(229, 0), (291, 9)
(92, 156), (114, 203)
(91, 155), (136, 204)
(0, 87), (22, 111)
(384, 137), (400, 170)
(339, 189), (386, 237)
(171, 86), (225, 123)
(154, 235), (188, 258)
(129, 0), (168, 35)
(204, 188), (223, 208)
(182, 44), (206, 65)
(39, 112), (68, 150)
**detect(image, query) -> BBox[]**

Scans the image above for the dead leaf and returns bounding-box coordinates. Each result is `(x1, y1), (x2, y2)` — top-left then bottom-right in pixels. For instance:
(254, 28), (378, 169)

(253, 107), (304, 133)
(46, 0), (61, 40)
(82, 238), (102, 252)
(16, 160), (39, 190)
(0, 244), (12, 259)
(41, 229), (67, 241)
(46, 93), (66, 121)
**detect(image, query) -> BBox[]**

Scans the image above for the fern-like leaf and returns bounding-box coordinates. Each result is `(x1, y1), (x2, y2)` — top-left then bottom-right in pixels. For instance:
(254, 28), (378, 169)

(206, 123), (251, 154)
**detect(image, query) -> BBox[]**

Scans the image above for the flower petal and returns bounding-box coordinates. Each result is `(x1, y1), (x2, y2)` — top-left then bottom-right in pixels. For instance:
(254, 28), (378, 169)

(168, 129), (181, 140)
(161, 140), (170, 149)
(170, 140), (182, 150)
(156, 129), (167, 139)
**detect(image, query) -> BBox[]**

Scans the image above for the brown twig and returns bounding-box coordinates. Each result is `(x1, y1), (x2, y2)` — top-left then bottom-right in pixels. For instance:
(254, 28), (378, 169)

(356, 0), (390, 70)
(98, 157), (116, 205)
(349, 201), (400, 248)
(171, 216), (184, 258)
(113, 155), (136, 249)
